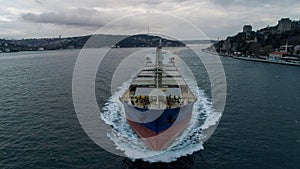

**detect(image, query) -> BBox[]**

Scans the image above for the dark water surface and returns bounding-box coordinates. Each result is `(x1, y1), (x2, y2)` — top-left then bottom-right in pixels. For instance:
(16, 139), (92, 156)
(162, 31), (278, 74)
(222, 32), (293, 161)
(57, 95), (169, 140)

(1, 48), (299, 169)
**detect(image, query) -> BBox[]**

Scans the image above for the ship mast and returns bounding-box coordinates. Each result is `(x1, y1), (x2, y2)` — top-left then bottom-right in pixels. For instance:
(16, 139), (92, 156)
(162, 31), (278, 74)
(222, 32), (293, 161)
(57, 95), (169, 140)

(155, 39), (163, 88)
(155, 39), (163, 106)
(285, 40), (288, 53)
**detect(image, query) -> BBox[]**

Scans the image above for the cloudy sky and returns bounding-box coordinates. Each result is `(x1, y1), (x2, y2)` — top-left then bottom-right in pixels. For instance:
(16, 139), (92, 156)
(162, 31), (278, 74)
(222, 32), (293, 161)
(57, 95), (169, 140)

(1, 0), (300, 40)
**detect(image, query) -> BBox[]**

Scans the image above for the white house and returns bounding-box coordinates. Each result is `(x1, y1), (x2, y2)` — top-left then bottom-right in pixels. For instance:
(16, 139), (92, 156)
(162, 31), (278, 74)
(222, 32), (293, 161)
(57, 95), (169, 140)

(268, 51), (287, 61)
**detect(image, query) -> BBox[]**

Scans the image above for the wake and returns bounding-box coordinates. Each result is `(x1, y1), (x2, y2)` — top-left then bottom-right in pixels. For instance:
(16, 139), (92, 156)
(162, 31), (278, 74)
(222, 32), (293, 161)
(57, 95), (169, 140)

(100, 55), (221, 162)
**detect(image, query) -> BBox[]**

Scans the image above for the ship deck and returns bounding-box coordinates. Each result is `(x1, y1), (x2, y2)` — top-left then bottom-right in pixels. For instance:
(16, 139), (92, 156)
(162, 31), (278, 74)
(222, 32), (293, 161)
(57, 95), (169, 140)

(121, 60), (196, 109)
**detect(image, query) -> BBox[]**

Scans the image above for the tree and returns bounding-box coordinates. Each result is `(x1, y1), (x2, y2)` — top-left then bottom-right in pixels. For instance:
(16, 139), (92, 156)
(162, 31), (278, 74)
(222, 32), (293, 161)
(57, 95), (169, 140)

(248, 42), (262, 56)
(261, 45), (273, 56)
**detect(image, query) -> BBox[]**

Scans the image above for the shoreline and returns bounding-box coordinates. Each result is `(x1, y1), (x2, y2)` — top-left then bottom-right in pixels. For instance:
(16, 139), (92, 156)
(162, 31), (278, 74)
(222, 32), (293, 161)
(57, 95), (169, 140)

(0, 46), (188, 54)
(232, 56), (300, 66)
(202, 49), (300, 67)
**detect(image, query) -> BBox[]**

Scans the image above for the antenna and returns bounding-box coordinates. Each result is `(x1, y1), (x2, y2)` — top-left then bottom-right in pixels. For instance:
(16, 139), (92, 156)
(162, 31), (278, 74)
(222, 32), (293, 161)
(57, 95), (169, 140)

(147, 26), (150, 34)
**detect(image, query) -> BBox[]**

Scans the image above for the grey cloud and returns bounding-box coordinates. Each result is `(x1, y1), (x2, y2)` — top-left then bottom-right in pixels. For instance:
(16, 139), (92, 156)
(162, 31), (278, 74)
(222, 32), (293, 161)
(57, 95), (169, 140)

(120, 0), (187, 6)
(2, 0), (300, 39)
(35, 0), (43, 5)
(210, 0), (299, 7)
(21, 8), (115, 27)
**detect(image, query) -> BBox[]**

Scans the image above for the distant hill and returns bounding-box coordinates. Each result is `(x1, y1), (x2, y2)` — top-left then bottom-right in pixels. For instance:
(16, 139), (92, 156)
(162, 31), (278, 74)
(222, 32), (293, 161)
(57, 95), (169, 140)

(0, 34), (128, 52)
(0, 34), (186, 52)
(114, 34), (185, 48)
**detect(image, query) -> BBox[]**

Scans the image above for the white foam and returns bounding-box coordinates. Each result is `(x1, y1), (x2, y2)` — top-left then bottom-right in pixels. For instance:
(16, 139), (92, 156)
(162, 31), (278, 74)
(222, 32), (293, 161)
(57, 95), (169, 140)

(100, 55), (221, 162)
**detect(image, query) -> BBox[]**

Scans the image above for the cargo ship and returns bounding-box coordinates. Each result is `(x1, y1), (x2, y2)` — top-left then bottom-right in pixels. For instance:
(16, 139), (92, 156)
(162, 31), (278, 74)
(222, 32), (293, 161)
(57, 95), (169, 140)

(120, 40), (196, 150)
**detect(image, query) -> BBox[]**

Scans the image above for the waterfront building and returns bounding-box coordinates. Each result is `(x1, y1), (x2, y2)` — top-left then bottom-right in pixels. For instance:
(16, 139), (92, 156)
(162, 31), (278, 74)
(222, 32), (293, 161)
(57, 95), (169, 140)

(294, 45), (300, 56)
(38, 47), (44, 51)
(269, 51), (287, 61)
(279, 45), (293, 53)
